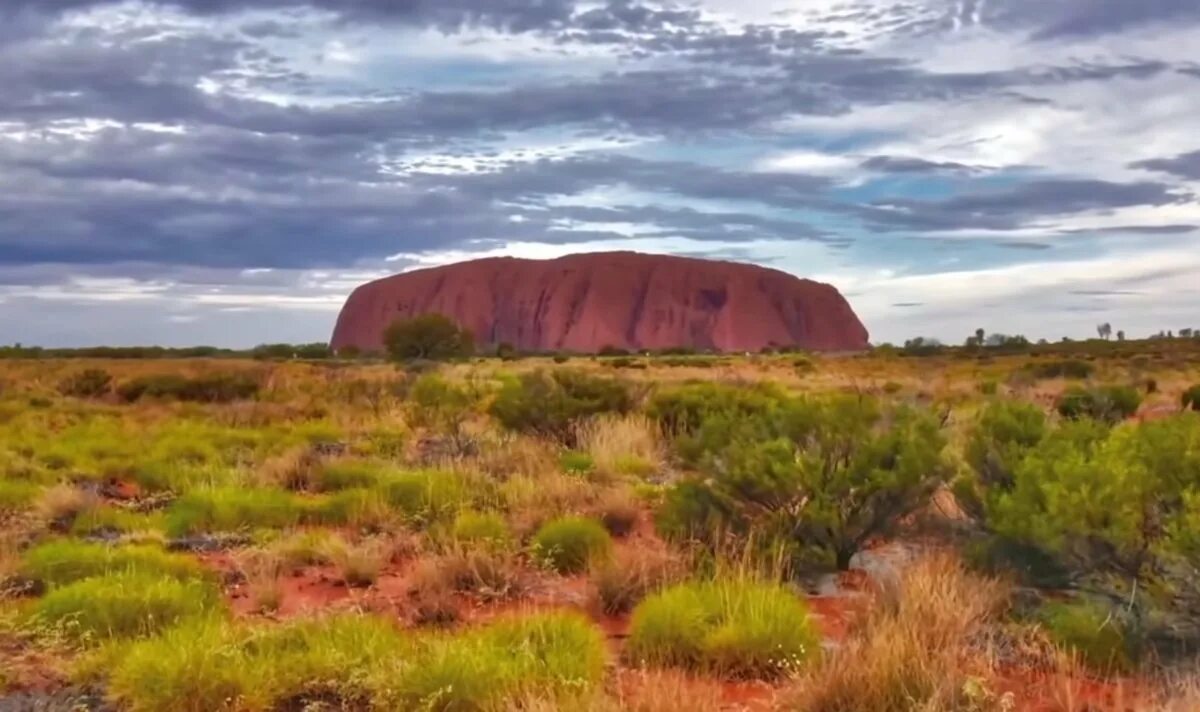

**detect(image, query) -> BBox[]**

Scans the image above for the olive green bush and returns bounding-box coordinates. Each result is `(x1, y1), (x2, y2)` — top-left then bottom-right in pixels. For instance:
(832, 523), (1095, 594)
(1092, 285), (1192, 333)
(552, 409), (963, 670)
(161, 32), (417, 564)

(1055, 384), (1142, 424)
(489, 369), (633, 445)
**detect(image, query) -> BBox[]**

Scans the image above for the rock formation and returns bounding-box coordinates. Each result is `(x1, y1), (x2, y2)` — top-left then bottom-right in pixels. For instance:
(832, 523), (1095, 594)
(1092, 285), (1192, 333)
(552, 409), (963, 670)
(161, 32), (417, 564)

(330, 252), (869, 353)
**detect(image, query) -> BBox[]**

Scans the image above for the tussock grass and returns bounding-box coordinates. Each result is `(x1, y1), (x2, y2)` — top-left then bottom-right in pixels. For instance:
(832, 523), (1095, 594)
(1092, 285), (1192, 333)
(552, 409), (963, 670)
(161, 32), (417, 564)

(33, 572), (219, 641)
(531, 516), (613, 574)
(627, 577), (819, 680)
(785, 554), (1010, 712)
(20, 540), (207, 587)
(591, 546), (685, 616)
(575, 413), (663, 477)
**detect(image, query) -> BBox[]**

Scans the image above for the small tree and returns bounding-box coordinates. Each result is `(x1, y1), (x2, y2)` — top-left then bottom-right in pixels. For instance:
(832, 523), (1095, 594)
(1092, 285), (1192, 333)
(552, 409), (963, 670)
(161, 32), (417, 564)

(383, 314), (474, 362)
(1097, 323), (1112, 341)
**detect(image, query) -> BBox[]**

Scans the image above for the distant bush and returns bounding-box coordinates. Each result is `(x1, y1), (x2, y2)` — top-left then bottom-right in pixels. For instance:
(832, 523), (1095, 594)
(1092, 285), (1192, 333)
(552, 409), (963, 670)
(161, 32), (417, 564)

(552, 354), (570, 364)
(383, 313), (474, 362)
(490, 369), (633, 445)
(1026, 359), (1094, 380)
(598, 345), (630, 357)
(117, 373), (258, 403)
(1184, 385), (1200, 411)
(531, 516), (613, 574)
(34, 572), (218, 641)
(57, 369), (113, 398)
(626, 578), (819, 679)
(1055, 384), (1142, 424)
(1040, 600), (1135, 673)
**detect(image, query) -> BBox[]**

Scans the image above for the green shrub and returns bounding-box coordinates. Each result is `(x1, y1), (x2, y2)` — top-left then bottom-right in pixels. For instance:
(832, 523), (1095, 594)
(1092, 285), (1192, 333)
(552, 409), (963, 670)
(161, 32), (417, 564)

(384, 314), (474, 362)
(0, 479), (39, 512)
(58, 369), (113, 398)
(558, 450), (595, 476)
(34, 572), (219, 641)
(117, 373), (258, 403)
(118, 374), (190, 402)
(1056, 385), (1142, 424)
(531, 517), (613, 574)
(1027, 359), (1095, 380)
(1183, 385), (1200, 412)
(406, 373), (475, 445)
(452, 510), (512, 550)
(315, 460), (389, 491)
(627, 579), (819, 679)
(490, 369), (633, 445)
(20, 541), (207, 587)
(977, 380), (999, 396)
(657, 395), (949, 571)
(962, 400), (1047, 500)
(1040, 600), (1134, 673)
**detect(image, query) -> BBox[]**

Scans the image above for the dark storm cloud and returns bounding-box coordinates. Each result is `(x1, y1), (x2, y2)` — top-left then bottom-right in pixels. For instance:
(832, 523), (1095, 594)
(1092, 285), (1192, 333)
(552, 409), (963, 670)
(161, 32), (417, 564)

(1132, 150), (1200, 180)
(861, 156), (982, 174)
(856, 180), (1189, 232)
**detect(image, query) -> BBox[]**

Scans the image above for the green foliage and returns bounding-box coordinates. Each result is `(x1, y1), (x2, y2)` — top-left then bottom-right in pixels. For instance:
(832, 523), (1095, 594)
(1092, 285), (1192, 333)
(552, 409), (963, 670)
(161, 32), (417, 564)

(20, 541), (207, 587)
(531, 516), (613, 573)
(647, 382), (788, 463)
(1026, 359), (1095, 380)
(109, 611), (604, 712)
(165, 487), (305, 537)
(558, 450), (595, 476)
(0, 479), (38, 511)
(57, 369), (113, 398)
(117, 373), (259, 403)
(657, 394), (949, 570)
(963, 400), (1047, 500)
(1040, 600), (1135, 673)
(1183, 384), (1200, 411)
(489, 369), (633, 445)
(377, 470), (472, 525)
(626, 578), (819, 679)
(34, 572), (219, 641)
(406, 373), (475, 443)
(314, 459), (390, 491)
(1055, 385), (1142, 424)
(451, 510), (512, 550)
(383, 314), (474, 362)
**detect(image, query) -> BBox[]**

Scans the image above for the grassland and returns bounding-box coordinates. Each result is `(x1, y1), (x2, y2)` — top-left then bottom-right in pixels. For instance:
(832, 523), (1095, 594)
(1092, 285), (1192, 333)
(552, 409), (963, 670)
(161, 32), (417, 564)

(2, 341), (1200, 710)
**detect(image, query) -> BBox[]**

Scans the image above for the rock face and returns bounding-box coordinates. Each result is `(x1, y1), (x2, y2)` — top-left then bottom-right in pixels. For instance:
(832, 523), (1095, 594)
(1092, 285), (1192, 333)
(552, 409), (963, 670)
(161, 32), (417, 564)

(330, 252), (869, 353)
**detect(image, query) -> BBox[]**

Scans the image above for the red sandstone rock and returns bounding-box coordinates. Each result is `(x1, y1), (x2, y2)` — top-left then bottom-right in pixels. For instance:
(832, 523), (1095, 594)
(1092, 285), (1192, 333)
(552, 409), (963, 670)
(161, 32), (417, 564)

(330, 252), (869, 353)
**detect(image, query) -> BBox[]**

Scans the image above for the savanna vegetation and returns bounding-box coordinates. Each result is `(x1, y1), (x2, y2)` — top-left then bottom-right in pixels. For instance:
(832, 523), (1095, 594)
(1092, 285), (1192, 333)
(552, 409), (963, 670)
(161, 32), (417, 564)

(3, 331), (1200, 710)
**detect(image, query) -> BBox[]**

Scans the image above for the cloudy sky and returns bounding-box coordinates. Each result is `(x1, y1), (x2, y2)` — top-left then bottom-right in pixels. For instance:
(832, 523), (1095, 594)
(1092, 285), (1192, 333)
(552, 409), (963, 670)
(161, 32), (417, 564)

(2, 0), (1198, 347)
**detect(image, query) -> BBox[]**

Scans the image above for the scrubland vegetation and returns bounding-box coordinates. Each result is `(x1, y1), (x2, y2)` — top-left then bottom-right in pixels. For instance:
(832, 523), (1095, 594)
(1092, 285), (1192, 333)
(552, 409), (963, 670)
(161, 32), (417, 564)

(3, 335), (1200, 710)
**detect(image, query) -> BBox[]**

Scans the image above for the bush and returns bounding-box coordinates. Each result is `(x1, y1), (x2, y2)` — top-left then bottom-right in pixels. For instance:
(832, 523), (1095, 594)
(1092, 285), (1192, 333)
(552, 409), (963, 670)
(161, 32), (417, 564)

(117, 374), (190, 402)
(165, 488), (305, 537)
(20, 541), (207, 587)
(377, 470), (471, 525)
(490, 370), (633, 445)
(58, 369), (113, 398)
(592, 547), (683, 616)
(314, 460), (390, 491)
(34, 572), (218, 641)
(559, 450), (595, 476)
(406, 373), (475, 447)
(626, 578), (819, 679)
(1027, 359), (1094, 380)
(1040, 600), (1135, 673)
(531, 516), (613, 574)
(1183, 385), (1200, 411)
(383, 314), (474, 362)
(117, 373), (258, 403)
(1055, 384), (1142, 424)
(657, 395), (949, 571)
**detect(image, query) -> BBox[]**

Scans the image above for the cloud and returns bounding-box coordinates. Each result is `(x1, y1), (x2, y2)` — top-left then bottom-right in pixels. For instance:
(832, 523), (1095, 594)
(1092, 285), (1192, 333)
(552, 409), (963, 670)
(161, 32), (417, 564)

(1132, 150), (1200, 180)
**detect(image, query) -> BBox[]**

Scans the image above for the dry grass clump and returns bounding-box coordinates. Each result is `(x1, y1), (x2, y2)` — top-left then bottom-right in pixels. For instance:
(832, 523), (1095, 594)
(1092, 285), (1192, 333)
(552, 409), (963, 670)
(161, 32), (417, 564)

(36, 484), (96, 528)
(592, 487), (641, 537)
(232, 547), (286, 613)
(786, 553), (1011, 712)
(591, 545), (686, 616)
(320, 535), (393, 587)
(575, 414), (663, 478)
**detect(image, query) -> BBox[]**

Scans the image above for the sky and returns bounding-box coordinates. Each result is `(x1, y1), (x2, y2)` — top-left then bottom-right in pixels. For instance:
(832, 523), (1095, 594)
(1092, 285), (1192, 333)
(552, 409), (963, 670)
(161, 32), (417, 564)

(1, 0), (1199, 347)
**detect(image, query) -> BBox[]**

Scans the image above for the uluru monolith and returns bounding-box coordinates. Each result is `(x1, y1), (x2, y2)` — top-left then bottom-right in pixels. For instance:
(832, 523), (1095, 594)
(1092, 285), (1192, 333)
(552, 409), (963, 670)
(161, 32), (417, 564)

(330, 252), (869, 354)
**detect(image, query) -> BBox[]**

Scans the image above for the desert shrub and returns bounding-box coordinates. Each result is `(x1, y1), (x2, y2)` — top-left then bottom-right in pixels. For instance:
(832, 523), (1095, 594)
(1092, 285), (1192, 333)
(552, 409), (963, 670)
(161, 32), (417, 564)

(575, 413), (662, 477)
(531, 516), (613, 574)
(490, 370), (633, 445)
(1056, 384), (1142, 424)
(383, 313), (474, 362)
(165, 487), (304, 537)
(595, 489), (640, 537)
(559, 450), (595, 476)
(20, 540), (207, 587)
(406, 373), (476, 447)
(452, 510), (512, 551)
(34, 572), (218, 641)
(648, 382), (785, 440)
(552, 354), (570, 364)
(1027, 359), (1095, 380)
(58, 369), (113, 398)
(315, 487), (395, 528)
(320, 536), (390, 587)
(657, 395), (949, 571)
(117, 373), (258, 403)
(977, 380), (998, 396)
(70, 506), (165, 537)
(117, 374), (190, 402)
(1040, 600), (1135, 673)
(313, 459), (389, 491)
(626, 578), (819, 679)
(958, 400), (1047, 513)
(1184, 385), (1200, 411)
